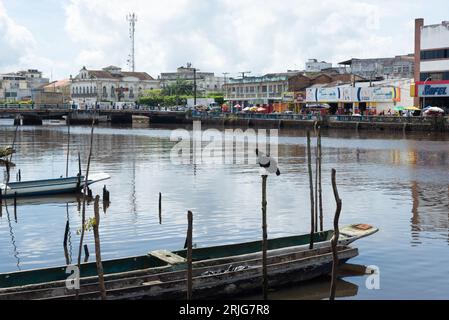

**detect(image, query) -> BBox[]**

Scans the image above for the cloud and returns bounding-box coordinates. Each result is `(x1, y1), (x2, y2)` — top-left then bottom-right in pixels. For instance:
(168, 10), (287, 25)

(2, 0), (428, 80)
(0, 0), (37, 70)
(63, 0), (417, 78)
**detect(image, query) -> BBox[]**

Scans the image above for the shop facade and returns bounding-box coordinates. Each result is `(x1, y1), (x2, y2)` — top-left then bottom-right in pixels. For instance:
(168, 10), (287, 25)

(306, 84), (404, 114)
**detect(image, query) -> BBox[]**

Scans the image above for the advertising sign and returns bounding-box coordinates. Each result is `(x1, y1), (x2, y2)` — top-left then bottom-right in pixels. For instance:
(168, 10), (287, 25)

(418, 83), (449, 97)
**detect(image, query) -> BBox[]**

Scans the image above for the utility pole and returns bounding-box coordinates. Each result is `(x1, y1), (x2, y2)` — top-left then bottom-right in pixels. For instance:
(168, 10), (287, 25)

(239, 71), (251, 108)
(127, 13), (137, 72)
(223, 72), (229, 108)
(239, 71), (251, 79)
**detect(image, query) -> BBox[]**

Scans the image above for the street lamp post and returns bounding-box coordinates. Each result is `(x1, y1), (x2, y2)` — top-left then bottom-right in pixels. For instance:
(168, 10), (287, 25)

(422, 77), (432, 109)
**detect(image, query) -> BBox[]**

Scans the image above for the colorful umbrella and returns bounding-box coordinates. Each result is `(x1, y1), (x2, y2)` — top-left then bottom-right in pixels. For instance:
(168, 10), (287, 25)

(404, 106), (420, 111)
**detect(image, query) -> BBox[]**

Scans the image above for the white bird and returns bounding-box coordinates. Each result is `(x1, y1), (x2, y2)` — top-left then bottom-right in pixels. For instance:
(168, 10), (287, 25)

(256, 149), (280, 176)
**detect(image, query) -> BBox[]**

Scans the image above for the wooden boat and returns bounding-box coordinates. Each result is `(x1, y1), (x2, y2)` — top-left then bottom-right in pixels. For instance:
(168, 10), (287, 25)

(0, 173), (110, 198)
(0, 224), (378, 300)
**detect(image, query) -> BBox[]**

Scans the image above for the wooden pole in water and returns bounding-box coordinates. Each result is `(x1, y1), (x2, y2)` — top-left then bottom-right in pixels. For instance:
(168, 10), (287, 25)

(76, 117), (95, 298)
(159, 192), (162, 225)
(63, 220), (70, 265)
(63, 220), (70, 248)
(93, 195), (107, 300)
(77, 152), (81, 189)
(261, 174), (269, 300)
(83, 244), (89, 262)
(318, 128), (323, 232)
(307, 131), (315, 249)
(186, 210), (193, 300)
(102, 185), (110, 202)
(66, 114), (71, 178)
(330, 168), (342, 301)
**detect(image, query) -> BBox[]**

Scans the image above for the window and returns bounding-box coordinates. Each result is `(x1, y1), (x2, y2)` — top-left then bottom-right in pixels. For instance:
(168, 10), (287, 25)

(262, 86), (267, 93)
(421, 49), (449, 60)
(103, 86), (107, 97)
(129, 87), (134, 98)
(111, 86), (115, 97)
(82, 87), (85, 94)
(420, 72), (449, 81)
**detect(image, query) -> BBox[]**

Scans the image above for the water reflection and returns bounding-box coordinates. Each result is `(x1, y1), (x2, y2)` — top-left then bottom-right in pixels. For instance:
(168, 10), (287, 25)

(410, 181), (449, 246)
(241, 277), (358, 300)
(1, 123), (449, 298)
(3, 202), (20, 270)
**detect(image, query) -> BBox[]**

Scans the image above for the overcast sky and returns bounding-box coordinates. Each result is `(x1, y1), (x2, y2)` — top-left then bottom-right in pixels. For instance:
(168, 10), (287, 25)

(0, 0), (447, 80)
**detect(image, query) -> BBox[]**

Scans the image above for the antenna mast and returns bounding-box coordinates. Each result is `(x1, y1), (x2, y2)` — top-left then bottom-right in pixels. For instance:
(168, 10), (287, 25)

(126, 13), (137, 72)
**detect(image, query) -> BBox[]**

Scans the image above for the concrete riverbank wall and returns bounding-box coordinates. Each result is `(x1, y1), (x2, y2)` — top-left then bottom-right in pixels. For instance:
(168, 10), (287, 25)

(2, 108), (448, 132)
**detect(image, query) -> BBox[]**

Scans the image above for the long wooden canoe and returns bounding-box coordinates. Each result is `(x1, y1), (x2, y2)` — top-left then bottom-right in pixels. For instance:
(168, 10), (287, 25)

(0, 224), (377, 300)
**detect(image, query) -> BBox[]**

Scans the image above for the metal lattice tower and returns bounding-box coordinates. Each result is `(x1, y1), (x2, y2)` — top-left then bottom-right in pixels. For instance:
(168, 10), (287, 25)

(126, 13), (137, 72)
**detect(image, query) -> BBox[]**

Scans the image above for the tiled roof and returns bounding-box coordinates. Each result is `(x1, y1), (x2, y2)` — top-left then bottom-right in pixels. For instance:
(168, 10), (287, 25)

(86, 70), (154, 81)
(122, 72), (154, 80)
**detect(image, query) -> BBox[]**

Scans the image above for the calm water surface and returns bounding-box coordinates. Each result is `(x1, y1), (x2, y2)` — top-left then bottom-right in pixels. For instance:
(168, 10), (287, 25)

(0, 120), (448, 299)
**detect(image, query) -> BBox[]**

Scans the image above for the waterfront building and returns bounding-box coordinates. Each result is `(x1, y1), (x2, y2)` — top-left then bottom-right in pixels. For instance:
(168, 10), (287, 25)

(30, 79), (72, 106)
(224, 71), (362, 108)
(339, 55), (415, 80)
(305, 78), (414, 114)
(412, 19), (449, 109)
(0, 69), (49, 102)
(70, 66), (159, 109)
(224, 72), (294, 107)
(160, 64), (225, 95)
(305, 59), (332, 72)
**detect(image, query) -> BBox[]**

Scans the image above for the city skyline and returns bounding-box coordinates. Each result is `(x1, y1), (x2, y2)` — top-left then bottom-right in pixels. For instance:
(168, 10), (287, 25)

(0, 0), (448, 80)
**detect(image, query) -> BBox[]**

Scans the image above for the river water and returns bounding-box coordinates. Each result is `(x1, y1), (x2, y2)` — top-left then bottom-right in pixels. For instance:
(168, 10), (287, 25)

(0, 119), (448, 300)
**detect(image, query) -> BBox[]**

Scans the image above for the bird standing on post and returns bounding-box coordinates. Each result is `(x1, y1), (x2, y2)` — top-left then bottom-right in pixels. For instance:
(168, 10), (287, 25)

(256, 148), (280, 300)
(256, 149), (280, 176)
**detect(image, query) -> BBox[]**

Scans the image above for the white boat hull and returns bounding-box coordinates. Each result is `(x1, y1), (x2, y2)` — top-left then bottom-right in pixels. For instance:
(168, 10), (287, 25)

(0, 173), (110, 198)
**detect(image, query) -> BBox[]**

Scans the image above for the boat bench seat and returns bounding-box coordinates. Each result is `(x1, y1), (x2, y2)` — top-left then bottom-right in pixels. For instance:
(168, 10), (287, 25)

(149, 250), (187, 265)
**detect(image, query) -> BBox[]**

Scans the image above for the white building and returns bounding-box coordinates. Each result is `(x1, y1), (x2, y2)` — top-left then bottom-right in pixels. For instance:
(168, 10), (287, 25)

(306, 59), (333, 72)
(306, 78), (414, 114)
(70, 66), (160, 109)
(0, 69), (49, 102)
(160, 64), (225, 95)
(413, 19), (449, 109)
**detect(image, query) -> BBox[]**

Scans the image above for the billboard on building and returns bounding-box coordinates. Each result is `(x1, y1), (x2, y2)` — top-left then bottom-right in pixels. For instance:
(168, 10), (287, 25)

(416, 82), (449, 97)
(307, 86), (400, 102)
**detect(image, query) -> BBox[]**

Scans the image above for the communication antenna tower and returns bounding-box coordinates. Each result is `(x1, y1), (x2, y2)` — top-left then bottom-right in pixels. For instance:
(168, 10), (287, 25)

(126, 13), (137, 72)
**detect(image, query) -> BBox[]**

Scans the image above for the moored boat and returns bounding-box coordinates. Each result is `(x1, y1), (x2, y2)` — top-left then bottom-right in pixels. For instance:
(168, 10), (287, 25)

(0, 224), (378, 300)
(0, 173), (110, 198)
